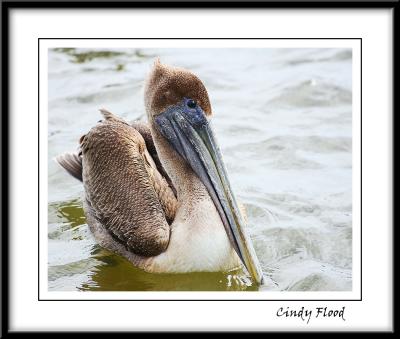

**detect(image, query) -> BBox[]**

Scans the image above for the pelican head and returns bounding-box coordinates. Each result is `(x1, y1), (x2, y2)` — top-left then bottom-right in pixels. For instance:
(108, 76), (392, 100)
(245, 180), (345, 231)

(144, 60), (264, 284)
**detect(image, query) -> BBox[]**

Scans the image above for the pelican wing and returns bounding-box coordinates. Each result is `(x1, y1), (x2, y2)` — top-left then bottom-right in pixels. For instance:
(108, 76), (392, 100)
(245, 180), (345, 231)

(58, 111), (177, 257)
(130, 120), (175, 195)
(86, 108), (175, 195)
(56, 151), (83, 181)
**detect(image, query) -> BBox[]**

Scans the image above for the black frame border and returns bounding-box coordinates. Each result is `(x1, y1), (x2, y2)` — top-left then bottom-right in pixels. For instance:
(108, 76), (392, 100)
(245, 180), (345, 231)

(1, 0), (397, 335)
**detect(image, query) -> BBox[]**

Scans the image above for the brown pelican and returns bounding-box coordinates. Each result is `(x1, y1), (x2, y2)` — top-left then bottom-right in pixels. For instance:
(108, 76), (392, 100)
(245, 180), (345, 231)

(57, 60), (264, 285)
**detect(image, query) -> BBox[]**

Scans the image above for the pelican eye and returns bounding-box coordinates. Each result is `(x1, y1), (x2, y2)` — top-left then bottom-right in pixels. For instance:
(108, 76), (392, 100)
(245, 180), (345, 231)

(186, 99), (197, 109)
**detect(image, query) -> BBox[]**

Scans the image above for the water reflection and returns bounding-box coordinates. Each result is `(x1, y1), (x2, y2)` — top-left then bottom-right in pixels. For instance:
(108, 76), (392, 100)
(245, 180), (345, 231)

(83, 253), (258, 292)
(48, 199), (258, 291)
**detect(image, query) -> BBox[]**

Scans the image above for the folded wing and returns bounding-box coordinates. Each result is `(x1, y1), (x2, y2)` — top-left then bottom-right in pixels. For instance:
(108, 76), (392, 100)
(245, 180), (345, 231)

(57, 110), (177, 257)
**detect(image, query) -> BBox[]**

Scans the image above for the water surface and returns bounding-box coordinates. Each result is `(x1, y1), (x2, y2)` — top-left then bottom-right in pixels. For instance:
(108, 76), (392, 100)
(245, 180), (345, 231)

(48, 47), (352, 291)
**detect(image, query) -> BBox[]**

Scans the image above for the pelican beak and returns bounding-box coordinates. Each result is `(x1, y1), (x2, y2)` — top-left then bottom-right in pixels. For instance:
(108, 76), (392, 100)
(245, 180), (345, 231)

(155, 98), (264, 285)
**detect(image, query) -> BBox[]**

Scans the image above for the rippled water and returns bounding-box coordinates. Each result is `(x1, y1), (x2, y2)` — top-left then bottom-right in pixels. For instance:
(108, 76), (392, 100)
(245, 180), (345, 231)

(48, 47), (352, 291)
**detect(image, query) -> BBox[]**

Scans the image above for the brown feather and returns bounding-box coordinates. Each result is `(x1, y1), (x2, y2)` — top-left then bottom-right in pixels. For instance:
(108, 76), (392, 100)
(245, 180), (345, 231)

(130, 120), (176, 197)
(56, 152), (83, 181)
(144, 59), (212, 117)
(81, 116), (177, 257)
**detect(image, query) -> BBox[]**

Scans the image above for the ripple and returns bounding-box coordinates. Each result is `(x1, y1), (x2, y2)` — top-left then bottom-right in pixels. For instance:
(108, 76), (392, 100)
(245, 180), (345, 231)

(48, 47), (353, 291)
(268, 80), (351, 108)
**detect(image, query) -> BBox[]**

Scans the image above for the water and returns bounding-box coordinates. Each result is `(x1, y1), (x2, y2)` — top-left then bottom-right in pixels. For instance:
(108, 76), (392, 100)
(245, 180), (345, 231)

(48, 47), (352, 291)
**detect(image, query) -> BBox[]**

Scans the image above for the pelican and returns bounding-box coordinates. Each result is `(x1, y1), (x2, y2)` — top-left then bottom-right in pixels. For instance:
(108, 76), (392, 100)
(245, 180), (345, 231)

(57, 60), (264, 284)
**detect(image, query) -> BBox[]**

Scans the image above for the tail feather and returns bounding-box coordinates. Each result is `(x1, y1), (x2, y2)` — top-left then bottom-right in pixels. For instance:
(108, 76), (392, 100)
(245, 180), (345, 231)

(56, 152), (83, 181)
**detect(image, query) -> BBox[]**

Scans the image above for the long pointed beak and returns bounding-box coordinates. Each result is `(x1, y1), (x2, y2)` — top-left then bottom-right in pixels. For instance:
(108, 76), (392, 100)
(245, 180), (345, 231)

(155, 98), (264, 285)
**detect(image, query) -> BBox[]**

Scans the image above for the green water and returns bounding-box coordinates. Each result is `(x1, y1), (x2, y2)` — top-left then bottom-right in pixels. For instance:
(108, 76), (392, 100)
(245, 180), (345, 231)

(48, 47), (353, 292)
(48, 199), (258, 291)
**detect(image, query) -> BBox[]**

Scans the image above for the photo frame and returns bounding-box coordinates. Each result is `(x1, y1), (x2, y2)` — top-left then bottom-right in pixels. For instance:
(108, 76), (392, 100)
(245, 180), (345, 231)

(1, 0), (396, 333)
